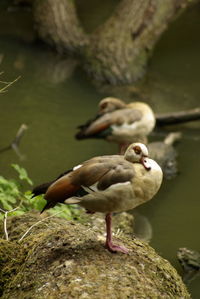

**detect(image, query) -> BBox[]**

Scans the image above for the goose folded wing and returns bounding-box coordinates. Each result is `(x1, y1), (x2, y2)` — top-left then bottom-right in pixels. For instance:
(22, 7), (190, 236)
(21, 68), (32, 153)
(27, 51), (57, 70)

(72, 157), (135, 191)
(78, 108), (143, 137)
(44, 156), (135, 211)
(76, 113), (100, 138)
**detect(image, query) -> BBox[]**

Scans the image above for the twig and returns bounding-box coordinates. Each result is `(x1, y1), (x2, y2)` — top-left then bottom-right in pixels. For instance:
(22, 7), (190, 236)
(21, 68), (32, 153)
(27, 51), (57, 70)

(0, 207), (20, 241)
(18, 211), (63, 242)
(3, 211), (9, 241)
(0, 76), (21, 93)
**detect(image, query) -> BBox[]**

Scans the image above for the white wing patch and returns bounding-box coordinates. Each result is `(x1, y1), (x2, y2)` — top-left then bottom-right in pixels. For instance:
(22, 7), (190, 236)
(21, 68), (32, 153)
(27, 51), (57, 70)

(112, 122), (138, 131)
(82, 181), (131, 194)
(73, 164), (82, 171)
(111, 113), (155, 136)
(82, 182), (98, 193)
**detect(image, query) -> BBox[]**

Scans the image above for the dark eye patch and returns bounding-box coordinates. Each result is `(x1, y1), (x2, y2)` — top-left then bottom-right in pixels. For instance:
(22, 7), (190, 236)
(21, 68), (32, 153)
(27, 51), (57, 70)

(133, 146), (141, 154)
(101, 102), (107, 109)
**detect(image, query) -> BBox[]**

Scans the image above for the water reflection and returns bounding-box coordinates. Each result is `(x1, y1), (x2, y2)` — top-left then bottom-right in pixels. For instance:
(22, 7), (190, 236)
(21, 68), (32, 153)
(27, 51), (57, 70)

(132, 212), (153, 243)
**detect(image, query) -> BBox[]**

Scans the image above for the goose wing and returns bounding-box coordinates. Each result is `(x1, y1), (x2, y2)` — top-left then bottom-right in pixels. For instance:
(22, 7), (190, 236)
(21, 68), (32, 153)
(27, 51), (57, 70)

(76, 108), (142, 139)
(43, 156), (135, 210)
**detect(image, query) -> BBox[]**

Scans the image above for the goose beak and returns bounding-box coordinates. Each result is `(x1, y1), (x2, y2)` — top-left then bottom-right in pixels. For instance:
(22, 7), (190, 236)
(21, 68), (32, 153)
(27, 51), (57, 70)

(140, 157), (151, 171)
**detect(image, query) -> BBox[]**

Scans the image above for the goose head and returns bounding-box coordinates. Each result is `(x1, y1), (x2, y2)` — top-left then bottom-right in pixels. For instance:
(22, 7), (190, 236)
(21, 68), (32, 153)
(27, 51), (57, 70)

(124, 143), (151, 170)
(98, 97), (126, 114)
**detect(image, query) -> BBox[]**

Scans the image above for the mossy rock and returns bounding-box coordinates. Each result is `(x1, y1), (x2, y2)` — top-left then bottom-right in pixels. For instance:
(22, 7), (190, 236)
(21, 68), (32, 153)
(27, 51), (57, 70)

(0, 212), (190, 298)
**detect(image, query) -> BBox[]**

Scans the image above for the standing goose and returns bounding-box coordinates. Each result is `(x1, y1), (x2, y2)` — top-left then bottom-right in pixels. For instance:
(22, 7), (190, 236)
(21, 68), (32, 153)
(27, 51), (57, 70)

(76, 97), (156, 152)
(33, 143), (163, 254)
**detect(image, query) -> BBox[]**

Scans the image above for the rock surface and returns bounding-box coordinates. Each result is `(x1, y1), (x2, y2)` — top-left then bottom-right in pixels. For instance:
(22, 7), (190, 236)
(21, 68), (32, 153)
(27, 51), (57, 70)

(0, 212), (190, 298)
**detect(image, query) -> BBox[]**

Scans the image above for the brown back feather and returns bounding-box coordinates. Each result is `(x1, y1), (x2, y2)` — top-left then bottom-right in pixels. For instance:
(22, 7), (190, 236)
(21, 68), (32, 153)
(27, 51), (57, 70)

(44, 174), (80, 208)
(71, 156), (135, 190)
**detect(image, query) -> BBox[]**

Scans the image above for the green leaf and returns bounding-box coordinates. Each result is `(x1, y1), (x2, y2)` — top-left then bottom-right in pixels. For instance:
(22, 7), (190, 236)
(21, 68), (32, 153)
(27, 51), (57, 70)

(0, 200), (13, 210)
(9, 210), (25, 217)
(12, 164), (33, 185)
(29, 194), (46, 211)
(48, 204), (81, 221)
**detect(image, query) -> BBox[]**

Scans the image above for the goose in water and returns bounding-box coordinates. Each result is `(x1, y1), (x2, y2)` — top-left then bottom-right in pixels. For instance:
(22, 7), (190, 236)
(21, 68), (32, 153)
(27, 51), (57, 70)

(76, 97), (155, 152)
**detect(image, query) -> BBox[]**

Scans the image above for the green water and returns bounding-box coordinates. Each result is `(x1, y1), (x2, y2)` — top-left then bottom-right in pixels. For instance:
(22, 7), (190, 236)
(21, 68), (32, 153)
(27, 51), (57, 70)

(0, 2), (200, 298)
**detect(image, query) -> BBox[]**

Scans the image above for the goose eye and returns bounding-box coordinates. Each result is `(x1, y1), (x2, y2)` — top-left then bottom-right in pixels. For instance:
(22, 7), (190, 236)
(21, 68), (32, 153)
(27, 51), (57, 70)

(133, 146), (141, 155)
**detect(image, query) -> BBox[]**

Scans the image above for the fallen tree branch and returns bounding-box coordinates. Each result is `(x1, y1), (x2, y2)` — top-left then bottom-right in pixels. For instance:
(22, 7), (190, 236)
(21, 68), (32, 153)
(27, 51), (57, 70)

(156, 107), (200, 126)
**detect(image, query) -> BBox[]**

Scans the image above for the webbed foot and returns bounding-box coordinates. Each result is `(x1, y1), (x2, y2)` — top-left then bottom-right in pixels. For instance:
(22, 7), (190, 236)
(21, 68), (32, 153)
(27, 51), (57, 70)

(106, 241), (129, 254)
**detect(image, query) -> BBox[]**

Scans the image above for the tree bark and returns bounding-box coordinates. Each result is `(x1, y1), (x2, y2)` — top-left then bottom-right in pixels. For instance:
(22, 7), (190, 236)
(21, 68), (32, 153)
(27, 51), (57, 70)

(32, 0), (198, 84)
(84, 0), (198, 84)
(33, 0), (88, 54)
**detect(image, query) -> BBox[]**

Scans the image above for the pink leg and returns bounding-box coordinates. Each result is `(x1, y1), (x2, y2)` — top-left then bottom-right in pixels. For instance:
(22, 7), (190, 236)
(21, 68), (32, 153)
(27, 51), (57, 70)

(105, 213), (129, 254)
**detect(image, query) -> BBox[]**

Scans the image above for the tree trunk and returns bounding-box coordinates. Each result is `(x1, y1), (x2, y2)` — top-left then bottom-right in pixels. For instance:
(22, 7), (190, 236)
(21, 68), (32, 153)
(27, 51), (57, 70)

(33, 0), (198, 84)
(84, 0), (197, 84)
(33, 0), (88, 54)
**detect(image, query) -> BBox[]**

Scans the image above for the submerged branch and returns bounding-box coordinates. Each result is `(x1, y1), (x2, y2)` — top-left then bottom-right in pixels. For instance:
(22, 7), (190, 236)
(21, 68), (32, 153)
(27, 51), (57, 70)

(0, 124), (28, 159)
(12, 124), (28, 147)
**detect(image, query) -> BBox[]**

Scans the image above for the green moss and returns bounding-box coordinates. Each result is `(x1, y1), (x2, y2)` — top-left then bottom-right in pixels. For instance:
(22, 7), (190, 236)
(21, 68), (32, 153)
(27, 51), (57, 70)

(0, 212), (190, 299)
(0, 240), (25, 296)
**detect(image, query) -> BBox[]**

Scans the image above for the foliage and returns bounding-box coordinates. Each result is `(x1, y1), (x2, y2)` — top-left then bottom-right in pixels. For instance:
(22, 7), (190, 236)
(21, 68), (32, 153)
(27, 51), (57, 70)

(11, 164), (33, 186)
(48, 204), (82, 221)
(0, 164), (81, 221)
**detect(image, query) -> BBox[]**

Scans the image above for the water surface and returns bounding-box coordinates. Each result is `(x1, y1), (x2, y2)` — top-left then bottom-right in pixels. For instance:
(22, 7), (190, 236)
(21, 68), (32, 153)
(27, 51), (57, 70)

(0, 2), (200, 297)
